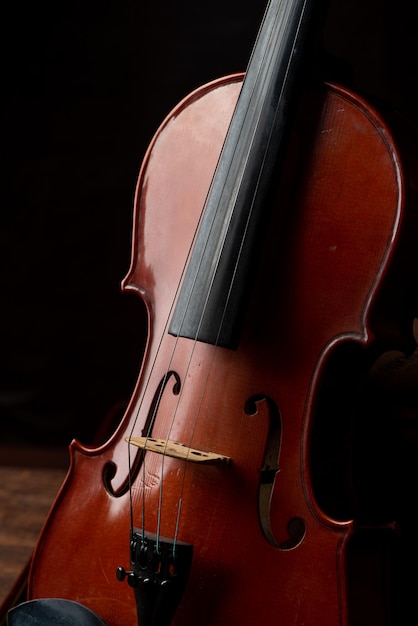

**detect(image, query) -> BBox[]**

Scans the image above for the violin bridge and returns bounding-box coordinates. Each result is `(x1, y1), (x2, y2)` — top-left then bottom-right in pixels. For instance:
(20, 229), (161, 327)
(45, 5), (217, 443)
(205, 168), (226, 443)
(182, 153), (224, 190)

(126, 436), (230, 466)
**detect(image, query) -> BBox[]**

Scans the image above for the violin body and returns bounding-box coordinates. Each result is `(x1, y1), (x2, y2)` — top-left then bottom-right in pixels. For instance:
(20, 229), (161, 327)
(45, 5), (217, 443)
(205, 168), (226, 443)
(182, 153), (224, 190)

(28, 74), (409, 625)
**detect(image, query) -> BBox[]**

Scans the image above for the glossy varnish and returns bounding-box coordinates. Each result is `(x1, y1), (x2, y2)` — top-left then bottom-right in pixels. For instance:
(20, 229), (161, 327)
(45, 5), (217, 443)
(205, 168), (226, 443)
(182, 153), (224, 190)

(28, 74), (408, 625)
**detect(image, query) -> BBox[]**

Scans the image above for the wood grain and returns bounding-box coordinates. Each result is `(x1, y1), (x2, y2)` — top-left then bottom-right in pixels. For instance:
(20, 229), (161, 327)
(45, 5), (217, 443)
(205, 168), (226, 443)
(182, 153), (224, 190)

(0, 466), (66, 623)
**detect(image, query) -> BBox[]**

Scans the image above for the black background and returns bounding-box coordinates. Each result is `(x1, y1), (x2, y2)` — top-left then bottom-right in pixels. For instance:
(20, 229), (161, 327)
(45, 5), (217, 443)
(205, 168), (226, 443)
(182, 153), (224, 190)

(1, 0), (418, 448)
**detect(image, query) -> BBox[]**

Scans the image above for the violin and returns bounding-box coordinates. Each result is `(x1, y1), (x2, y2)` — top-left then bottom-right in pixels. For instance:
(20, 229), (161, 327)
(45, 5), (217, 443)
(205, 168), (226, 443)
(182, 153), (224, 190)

(24, 0), (417, 624)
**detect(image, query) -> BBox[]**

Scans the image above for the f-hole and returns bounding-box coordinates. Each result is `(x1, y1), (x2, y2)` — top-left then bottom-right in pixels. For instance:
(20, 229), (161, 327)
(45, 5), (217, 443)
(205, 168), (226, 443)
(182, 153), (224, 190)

(245, 394), (305, 550)
(104, 371), (181, 496)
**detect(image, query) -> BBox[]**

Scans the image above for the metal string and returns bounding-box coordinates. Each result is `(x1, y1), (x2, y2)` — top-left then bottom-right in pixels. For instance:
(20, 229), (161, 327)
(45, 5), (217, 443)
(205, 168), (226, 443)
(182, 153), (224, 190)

(126, 0), (310, 552)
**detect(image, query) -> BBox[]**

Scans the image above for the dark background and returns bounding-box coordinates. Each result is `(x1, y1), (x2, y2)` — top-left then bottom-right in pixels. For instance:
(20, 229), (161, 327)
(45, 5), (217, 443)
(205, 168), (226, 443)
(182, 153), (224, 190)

(1, 0), (417, 449)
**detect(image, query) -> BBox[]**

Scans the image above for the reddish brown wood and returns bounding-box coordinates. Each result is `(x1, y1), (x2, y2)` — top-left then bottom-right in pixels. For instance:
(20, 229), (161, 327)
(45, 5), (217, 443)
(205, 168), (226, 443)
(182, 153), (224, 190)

(28, 75), (408, 625)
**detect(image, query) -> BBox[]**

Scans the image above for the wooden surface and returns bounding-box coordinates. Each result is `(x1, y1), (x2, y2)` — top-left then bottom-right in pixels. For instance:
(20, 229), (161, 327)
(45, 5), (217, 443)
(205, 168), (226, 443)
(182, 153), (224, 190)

(0, 465), (67, 623)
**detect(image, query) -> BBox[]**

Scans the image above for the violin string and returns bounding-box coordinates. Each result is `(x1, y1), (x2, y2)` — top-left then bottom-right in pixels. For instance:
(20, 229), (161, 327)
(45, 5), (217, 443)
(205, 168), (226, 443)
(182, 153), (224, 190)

(165, 0), (311, 540)
(127, 0), (308, 549)
(172, 497), (183, 558)
(162, 0), (304, 545)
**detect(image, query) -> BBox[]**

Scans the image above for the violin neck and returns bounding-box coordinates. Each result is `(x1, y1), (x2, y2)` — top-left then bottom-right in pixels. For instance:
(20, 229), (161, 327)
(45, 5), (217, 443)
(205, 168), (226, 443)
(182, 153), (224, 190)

(169, 0), (321, 350)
